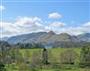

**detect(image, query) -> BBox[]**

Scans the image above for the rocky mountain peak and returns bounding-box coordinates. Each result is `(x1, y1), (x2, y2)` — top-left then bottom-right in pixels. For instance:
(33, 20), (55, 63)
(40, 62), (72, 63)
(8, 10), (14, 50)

(48, 31), (55, 35)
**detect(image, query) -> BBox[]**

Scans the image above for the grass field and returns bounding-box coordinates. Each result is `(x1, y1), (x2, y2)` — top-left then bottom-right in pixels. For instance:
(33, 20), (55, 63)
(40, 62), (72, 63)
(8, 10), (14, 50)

(19, 48), (81, 63)
(5, 47), (90, 71)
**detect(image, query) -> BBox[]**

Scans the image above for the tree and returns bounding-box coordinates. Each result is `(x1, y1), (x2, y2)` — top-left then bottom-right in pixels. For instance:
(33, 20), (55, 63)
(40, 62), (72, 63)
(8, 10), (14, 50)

(32, 43), (44, 48)
(60, 49), (77, 64)
(42, 48), (49, 65)
(80, 45), (90, 67)
(30, 50), (42, 71)
(0, 41), (11, 71)
(0, 62), (6, 71)
(0, 41), (11, 63)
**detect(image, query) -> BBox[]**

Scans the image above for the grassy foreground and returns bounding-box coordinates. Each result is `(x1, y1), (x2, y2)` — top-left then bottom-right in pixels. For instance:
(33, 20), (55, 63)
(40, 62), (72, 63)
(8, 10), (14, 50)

(5, 47), (90, 71)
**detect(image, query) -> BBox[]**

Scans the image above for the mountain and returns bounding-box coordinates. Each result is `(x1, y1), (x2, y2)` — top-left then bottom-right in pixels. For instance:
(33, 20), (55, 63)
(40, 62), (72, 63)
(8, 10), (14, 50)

(77, 33), (90, 42)
(7, 32), (74, 44)
(7, 32), (47, 44)
(5, 31), (90, 47)
(0, 37), (9, 41)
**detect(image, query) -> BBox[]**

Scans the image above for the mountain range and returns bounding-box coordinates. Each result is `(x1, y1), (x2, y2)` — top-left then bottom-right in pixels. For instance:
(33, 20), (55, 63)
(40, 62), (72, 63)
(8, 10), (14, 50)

(1, 31), (89, 47)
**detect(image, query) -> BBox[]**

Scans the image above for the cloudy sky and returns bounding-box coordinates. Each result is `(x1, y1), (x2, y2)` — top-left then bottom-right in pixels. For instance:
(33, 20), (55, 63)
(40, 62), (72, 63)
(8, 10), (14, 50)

(0, 0), (90, 37)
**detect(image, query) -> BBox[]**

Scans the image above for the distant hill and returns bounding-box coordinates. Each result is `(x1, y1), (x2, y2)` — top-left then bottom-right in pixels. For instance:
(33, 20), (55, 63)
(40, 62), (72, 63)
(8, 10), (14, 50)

(0, 37), (9, 41)
(2, 31), (90, 47)
(78, 33), (90, 42)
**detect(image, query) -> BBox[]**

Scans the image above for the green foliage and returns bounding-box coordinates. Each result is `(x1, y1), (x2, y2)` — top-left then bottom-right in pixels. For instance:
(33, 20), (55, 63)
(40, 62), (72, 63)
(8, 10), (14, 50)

(16, 43), (45, 49)
(80, 45), (90, 68)
(30, 50), (42, 70)
(0, 46), (89, 71)
(60, 49), (78, 64)
(0, 62), (6, 71)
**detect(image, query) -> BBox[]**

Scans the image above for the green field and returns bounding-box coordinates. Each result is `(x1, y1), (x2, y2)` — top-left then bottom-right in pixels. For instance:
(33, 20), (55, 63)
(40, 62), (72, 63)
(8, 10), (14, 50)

(4, 48), (90, 71)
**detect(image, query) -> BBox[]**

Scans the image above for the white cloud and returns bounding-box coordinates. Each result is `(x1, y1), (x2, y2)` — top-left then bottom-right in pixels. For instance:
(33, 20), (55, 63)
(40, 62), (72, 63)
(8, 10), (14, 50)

(83, 22), (90, 27)
(0, 5), (5, 11)
(0, 15), (90, 37)
(0, 22), (23, 37)
(0, 17), (45, 37)
(44, 22), (66, 32)
(45, 21), (90, 35)
(61, 27), (86, 35)
(48, 12), (62, 19)
(15, 17), (43, 27)
(55, 22), (90, 35)
(49, 22), (65, 28)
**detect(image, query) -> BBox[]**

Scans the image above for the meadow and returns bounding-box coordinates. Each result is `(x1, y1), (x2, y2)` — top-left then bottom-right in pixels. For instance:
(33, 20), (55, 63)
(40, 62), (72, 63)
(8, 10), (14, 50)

(4, 47), (90, 71)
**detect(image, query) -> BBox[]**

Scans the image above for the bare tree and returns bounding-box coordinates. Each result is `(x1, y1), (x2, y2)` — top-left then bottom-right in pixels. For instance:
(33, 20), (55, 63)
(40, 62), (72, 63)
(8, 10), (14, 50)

(30, 50), (42, 71)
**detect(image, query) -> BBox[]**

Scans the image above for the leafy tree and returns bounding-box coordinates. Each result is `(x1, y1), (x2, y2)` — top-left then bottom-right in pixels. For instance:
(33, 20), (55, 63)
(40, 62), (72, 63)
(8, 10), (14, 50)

(60, 49), (78, 64)
(0, 41), (11, 71)
(80, 45), (90, 67)
(0, 41), (11, 63)
(0, 62), (6, 71)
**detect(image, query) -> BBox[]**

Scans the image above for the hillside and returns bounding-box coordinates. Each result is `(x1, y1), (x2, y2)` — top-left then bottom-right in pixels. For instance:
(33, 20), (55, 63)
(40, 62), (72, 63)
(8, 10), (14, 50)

(4, 31), (90, 47)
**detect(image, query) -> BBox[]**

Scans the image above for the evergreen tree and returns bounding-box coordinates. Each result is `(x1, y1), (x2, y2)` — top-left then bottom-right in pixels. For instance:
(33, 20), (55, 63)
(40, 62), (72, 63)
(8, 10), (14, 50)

(42, 48), (49, 65)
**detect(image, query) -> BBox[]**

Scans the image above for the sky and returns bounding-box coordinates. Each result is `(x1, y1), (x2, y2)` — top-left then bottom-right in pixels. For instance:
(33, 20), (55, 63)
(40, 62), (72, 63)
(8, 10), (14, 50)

(0, 0), (90, 37)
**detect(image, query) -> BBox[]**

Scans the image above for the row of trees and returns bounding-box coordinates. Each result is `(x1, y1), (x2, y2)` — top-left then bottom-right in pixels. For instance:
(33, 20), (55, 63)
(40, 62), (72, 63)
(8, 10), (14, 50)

(15, 43), (44, 49)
